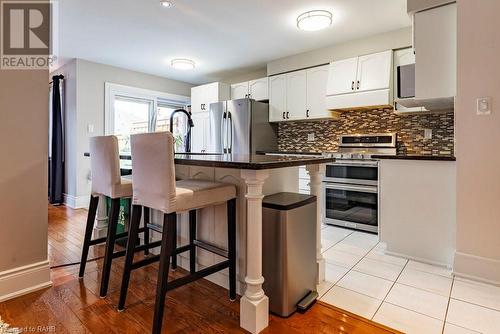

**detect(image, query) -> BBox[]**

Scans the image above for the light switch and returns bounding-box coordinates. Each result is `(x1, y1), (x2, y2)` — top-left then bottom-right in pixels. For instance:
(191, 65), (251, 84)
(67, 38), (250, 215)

(477, 97), (492, 115)
(307, 133), (315, 142)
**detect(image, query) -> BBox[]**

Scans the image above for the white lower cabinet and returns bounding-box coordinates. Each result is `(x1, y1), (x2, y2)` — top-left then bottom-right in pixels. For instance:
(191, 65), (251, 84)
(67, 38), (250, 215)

(379, 159), (456, 266)
(298, 166), (310, 194)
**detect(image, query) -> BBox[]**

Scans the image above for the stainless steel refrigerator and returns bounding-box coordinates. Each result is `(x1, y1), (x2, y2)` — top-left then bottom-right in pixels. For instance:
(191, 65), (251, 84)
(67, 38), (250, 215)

(208, 98), (278, 154)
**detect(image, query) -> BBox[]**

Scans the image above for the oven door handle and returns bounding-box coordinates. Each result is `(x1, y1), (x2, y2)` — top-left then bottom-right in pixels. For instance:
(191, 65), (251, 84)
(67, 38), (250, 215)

(328, 162), (379, 167)
(324, 183), (378, 194)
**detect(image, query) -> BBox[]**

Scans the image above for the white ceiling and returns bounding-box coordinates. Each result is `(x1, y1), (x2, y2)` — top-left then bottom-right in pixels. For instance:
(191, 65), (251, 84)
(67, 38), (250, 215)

(57, 0), (411, 84)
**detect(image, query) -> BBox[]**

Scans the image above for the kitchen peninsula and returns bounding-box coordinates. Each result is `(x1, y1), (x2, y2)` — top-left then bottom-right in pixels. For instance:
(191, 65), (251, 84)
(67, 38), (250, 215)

(85, 152), (333, 334)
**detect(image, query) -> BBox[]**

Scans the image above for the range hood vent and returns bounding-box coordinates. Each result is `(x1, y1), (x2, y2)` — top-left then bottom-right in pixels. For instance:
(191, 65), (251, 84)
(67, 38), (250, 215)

(395, 96), (454, 111)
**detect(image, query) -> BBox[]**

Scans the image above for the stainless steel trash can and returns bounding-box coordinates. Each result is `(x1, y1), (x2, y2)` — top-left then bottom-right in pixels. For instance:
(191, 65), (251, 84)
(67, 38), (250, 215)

(262, 192), (317, 317)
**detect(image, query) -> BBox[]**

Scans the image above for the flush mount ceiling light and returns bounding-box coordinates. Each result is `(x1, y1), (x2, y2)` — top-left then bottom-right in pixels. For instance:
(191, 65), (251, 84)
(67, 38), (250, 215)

(171, 58), (195, 70)
(160, 0), (173, 8)
(297, 10), (333, 31)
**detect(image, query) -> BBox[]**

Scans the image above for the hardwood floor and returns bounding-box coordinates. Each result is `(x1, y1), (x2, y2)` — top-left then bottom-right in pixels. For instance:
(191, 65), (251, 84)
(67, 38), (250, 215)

(0, 205), (400, 334)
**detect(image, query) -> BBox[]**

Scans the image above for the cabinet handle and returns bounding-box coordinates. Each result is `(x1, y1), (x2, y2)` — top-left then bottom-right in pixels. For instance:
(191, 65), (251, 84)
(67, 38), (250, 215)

(306, 110), (310, 118)
(357, 80), (360, 90)
(286, 112), (290, 119)
(282, 112), (286, 119)
(351, 81), (355, 90)
(201, 103), (205, 110)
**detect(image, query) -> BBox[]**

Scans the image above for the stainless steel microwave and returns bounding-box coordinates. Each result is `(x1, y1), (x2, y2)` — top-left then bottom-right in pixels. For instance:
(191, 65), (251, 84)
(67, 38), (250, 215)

(397, 63), (415, 99)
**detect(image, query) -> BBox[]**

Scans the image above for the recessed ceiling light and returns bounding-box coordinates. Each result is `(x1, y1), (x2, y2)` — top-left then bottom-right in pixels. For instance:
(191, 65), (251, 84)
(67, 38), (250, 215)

(171, 58), (195, 70)
(160, 0), (173, 8)
(297, 10), (333, 31)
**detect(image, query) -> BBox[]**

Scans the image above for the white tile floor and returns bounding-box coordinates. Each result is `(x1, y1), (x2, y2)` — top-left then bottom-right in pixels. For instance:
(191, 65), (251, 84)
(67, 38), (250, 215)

(317, 225), (500, 334)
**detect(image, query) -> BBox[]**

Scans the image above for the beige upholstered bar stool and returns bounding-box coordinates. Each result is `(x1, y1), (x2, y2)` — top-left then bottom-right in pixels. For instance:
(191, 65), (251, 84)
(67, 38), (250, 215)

(79, 135), (150, 298)
(117, 132), (236, 334)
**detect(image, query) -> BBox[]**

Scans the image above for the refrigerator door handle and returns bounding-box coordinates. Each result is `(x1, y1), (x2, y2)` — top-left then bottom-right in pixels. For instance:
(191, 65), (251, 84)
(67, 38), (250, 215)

(222, 111), (227, 154)
(227, 111), (233, 154)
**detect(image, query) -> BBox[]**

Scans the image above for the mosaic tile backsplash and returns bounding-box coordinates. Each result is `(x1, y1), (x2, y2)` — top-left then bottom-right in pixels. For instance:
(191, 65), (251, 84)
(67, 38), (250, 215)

(277, 109), (455, 156)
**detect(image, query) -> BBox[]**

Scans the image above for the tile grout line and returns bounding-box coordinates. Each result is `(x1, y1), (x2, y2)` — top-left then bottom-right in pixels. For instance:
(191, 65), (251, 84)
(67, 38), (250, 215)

(371, 259), (410, 320)
(318, 228), (356, 297)
(449, 296), (500, 313)
(441, 277), (455, 334)
(320, 234), (379, 299)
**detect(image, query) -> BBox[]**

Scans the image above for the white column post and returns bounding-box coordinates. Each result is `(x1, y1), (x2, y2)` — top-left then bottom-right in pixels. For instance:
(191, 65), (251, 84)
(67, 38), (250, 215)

(306, 164), (326, 285)
(239, 169), (270, 334)
(93, 195), (108, 239)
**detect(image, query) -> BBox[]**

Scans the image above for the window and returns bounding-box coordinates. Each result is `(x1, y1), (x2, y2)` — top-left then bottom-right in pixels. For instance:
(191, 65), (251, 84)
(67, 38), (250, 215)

(113, 96), (153, 154)
(105, 83), (190, 153)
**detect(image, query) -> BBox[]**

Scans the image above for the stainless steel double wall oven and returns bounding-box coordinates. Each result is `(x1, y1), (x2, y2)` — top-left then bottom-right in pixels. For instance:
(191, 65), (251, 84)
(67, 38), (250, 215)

(323, 133), (397, 233)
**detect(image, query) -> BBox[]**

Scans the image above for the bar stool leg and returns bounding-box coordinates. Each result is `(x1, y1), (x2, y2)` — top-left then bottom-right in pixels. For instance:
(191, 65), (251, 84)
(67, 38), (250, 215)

(227, 199), (237, 301)
(118, 204), (142, 311)
(189, 210), (197, 274)
(79, 195), (99, 278)
(171, 216), (178, 271)
(143, 207), (150, 256)
(152, 212), (176, 334)
(99, 198), (120, 298)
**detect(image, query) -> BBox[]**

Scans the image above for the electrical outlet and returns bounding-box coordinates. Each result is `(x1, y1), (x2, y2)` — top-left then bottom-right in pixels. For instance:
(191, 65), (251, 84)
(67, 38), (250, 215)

(307, 133), (315, 142)
(87, 124), (94, 134)
(424, 129), (432, 139)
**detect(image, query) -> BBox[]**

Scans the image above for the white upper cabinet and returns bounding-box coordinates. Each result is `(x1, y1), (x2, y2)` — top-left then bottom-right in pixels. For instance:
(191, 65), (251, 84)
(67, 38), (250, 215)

(286, 70), (307, 121)
(326, 50), (393, 110)
(230, 82), (249, 100)
(191, 82), (230, 113)
(414, 2), (456, 99)
(356, 50), (392, 92)
(327, 57), (358, 95)
(230, 77), (269, 101)
(306, 65), (329, 119)
(269, 74), (287, 122)
(269, 65), (332, 122)
(248, 78), (268, 101)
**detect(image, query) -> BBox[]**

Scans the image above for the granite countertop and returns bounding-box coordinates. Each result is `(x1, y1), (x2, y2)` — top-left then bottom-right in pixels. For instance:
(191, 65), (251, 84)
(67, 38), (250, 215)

(84, 152), (334, 170)
(174, 153), (334, 169)
(256, 150), (323, 156)
(372, 154), (456, 161)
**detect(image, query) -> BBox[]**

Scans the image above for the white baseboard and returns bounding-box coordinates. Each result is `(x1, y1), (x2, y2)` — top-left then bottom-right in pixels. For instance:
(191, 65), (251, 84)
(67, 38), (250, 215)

(385, 250), (453, 269)
(453, 251), (500, 286)
(64, 193), (89, 209)
(0, 260), (52, 302)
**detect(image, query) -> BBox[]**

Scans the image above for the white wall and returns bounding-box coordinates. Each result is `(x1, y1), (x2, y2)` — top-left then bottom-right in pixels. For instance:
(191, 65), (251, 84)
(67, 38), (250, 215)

(454, 0), (500, 284)
(0, 67), (51, 300)
(267, 27), (412, 75)
(51, 59), (194, 207)
(218, 67), (267, 85)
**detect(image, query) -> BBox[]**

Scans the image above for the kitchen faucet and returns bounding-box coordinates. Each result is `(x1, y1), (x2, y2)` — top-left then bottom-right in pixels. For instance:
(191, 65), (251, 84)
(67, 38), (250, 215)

(169, 109), (194, 153)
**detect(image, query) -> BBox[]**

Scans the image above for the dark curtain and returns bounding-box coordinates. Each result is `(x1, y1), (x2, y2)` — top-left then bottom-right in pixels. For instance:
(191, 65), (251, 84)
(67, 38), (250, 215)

(49, 75), (65, 205)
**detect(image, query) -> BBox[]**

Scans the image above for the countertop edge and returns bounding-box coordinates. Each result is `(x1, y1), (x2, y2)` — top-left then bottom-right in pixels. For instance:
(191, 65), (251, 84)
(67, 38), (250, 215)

(256, 150), (323, 156)
(373, 155), (456, 161)
(174, 157), (334, 170)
